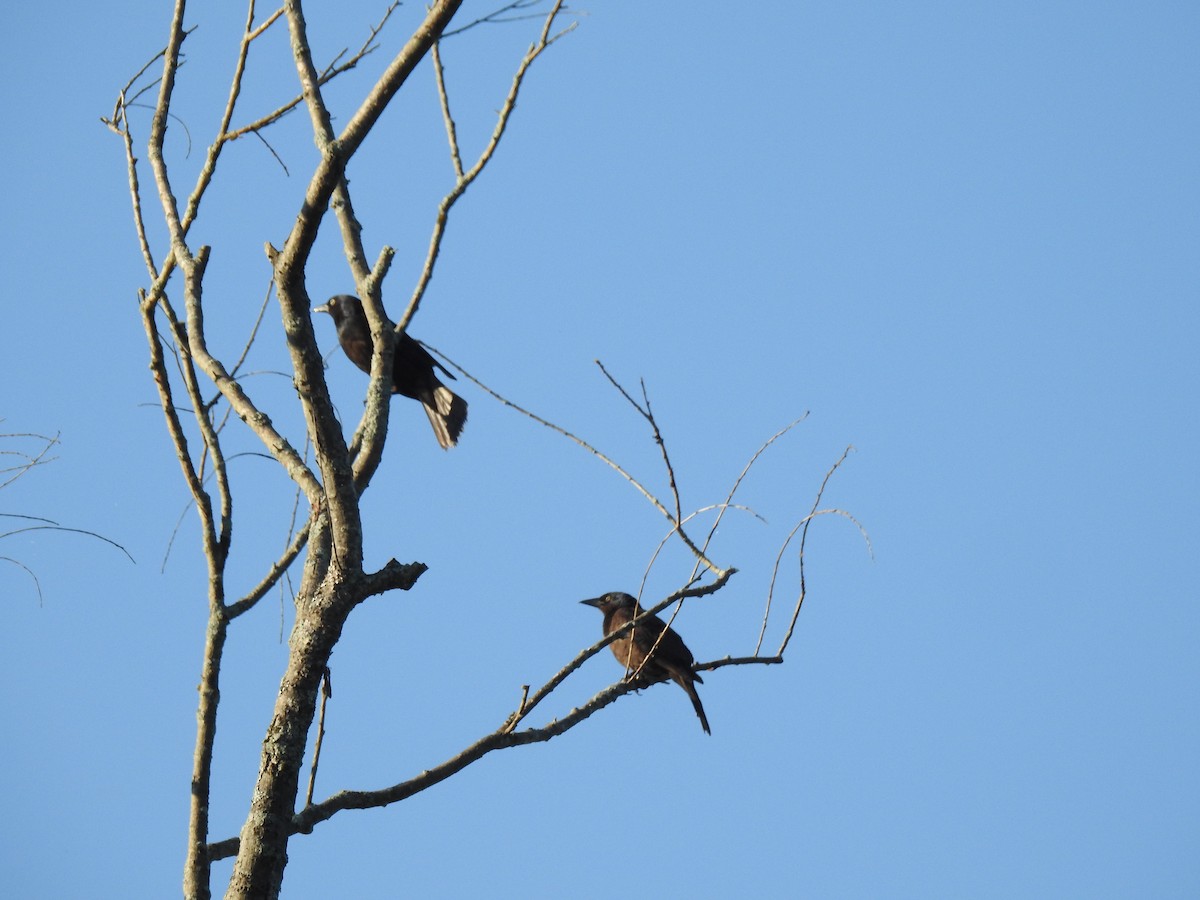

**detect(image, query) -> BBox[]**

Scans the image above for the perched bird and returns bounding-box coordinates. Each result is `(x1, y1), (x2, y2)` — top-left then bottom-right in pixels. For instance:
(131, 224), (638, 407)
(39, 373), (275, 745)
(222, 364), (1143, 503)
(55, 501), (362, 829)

(312, 294), (467, 449)
(580, 591), (711, 735)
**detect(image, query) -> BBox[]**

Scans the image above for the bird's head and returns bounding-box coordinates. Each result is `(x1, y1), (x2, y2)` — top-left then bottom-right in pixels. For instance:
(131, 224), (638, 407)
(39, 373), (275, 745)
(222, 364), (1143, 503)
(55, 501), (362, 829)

(312, 294), (362, 325)
(580, 591), (638, 612)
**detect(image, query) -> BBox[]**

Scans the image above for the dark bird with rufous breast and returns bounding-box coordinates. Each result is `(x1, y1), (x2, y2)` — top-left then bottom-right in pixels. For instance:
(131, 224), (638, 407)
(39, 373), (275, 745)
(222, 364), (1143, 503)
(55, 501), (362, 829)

(581, 591), (711, 735)
(312, 294), (467, 449)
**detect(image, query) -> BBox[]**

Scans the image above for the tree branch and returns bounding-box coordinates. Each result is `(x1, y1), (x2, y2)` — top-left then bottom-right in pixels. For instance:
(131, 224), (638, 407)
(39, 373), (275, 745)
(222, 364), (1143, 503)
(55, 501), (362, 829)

(397, 0), (573, 333)
(207, 576), (751, 861)
(772, 447), (872, 657)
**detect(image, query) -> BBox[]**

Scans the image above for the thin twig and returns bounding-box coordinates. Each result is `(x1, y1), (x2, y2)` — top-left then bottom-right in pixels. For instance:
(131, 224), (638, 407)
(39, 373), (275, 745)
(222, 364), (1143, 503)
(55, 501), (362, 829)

(228, 277), (276, 381)
(636, 503), (764, 603)
(397, 0), (574, 333)
(227, 516), (312, 621)
(442, 0), (547, 38)
(762, 446), (871, 657)
(0, 513), (56, 525)
(695, 655), (784, 673)
(224, 2), (398, 141)
(595, 365), (684, 531)
(177, 0), (277, 236)
(113, 92), (159, 279)
(102, 48), (167, 129)
(694, 416), (808, 583)
(304, 668), (333, 808)
(426, 346), (725, 576)
(0, 556), (44, 606)
(594, 361), (713, 574)
(0, 431), (60, 490)
(0, 525), (135, 563)
(432, 42), (464, 179)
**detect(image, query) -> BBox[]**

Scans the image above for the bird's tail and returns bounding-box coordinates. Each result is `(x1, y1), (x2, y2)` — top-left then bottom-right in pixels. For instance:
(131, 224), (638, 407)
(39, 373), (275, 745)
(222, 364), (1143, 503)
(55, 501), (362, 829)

(682, 677), (711, 736)
(422, 385), (468, 449)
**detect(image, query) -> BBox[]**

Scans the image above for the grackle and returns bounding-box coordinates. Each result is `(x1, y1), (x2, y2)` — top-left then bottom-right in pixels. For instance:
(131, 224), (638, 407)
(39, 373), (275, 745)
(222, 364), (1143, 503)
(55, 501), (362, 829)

(312, 294), (467, 449)
(581, 591), (710, 735)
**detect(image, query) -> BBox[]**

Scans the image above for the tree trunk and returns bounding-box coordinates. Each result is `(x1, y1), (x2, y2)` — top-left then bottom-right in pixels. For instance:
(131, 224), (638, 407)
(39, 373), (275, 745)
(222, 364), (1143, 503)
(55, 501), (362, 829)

(225, 595), (348, 899)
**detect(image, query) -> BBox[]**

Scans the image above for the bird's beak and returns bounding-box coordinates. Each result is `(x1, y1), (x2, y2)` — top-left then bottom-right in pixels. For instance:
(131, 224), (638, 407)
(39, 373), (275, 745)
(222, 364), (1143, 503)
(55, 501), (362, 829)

(312, 302), (330, 315)
(580, 597), (603, 608)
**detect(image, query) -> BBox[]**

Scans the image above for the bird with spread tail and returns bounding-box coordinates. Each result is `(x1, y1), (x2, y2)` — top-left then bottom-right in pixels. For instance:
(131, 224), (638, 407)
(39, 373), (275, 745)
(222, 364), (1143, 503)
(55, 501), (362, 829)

(312, 294), (467, 449)
(581, 591), (711, 735)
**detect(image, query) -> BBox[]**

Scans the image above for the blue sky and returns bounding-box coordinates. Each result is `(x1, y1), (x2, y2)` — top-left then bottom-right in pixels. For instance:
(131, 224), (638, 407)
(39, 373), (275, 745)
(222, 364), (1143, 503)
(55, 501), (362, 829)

(2, 1), (1198, 897)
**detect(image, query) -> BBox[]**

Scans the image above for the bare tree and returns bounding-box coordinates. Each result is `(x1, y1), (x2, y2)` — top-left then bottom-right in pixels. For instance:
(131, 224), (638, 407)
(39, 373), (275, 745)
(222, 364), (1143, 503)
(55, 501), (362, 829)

(104, 2), (863, 897)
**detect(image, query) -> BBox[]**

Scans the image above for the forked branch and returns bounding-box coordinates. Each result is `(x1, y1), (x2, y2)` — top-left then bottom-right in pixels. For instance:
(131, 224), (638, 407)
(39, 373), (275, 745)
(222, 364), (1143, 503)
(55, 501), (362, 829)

(398, 0), (575, 332)
(207, 572), (736, 860)
(424, 348), (729, 577)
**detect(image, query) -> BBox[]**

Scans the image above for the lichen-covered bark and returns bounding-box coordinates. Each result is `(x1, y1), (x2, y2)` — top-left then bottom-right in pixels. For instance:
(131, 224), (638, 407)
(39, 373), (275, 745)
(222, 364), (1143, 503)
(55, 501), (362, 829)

(225, 595), (348, 898)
